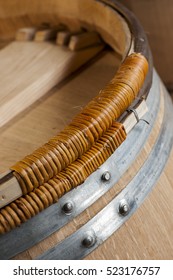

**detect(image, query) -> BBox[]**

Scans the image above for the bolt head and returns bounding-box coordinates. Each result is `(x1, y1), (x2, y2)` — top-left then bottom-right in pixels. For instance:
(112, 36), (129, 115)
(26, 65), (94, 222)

(119, 199), (130, 216)
(82, 234), (96, 248)
(102, 171), (111, 182)
(62, 201), (73, 215)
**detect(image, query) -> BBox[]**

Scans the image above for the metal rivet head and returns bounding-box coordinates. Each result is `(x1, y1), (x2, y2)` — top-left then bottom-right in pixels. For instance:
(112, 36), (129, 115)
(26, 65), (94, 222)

(101, 171), (111, 182)
(62, 202), (74, 215)
(82, 234), (96, 248)
(119, 199), (130, 216)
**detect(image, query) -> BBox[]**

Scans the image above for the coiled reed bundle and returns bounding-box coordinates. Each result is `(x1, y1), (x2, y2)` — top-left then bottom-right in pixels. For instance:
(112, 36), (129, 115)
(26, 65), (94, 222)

(11, 53), (148, 195)
(0, 122), (126, 233)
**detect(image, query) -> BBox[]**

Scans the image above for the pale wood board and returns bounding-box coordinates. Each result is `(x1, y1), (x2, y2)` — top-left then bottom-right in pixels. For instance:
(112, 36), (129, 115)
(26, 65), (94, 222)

(69, 31), (102, 51)
(0, 41), (104, 128)
(16, 27), (37, 41)
(34, 29), (58, 42)
(56, 31), (74, 46)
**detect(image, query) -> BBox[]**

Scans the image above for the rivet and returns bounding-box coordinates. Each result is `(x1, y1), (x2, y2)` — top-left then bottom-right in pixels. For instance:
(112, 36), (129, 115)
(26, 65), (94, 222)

(119, 199), (130, 216)
(101, 171), (111, 182)
(82, 234), (96, 248)
(62, 201), (74, 215)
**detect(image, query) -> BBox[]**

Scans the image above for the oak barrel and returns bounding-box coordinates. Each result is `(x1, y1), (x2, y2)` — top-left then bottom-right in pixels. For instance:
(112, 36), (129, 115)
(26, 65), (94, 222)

(0, 0), (173, 260)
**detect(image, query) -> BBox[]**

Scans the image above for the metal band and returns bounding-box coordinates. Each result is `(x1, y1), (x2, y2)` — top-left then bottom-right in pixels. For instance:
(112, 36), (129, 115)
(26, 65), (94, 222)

(38, 82), (173, 260)
(0, 71), (161, 259)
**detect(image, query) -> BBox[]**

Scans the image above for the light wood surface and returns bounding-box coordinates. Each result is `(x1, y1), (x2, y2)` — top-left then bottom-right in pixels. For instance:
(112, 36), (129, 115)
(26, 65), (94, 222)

(69, 31), (102, 51)
(34, 29), (58, 42)
(0, 41), (104, 128)
(56, 31), (75, 46)
(16, 27), (37, 41)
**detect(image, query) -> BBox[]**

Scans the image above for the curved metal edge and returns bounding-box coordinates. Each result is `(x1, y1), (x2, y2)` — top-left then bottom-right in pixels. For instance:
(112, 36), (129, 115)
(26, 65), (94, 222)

(0, 70), (160, 259)
(38, 82), (173, 260)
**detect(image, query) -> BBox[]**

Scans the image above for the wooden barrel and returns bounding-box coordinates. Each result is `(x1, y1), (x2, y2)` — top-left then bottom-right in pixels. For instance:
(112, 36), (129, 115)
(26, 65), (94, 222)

(0, 0), (173, 260)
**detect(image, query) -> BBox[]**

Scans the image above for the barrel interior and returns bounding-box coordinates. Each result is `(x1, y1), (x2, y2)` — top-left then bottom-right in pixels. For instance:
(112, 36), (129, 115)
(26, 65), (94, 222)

(0, 0), (131, 56)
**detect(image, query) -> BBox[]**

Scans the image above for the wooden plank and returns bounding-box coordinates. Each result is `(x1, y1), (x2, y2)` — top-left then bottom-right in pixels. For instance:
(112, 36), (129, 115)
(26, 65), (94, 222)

(34, 25), (65, 42)
(0, 41), (104, 128)
(69, 31), (102, 51)
(56, 31), (79, 46)
(56, 31), (70, 46)
(15, 27), (37, 41)
(34, 28), (58, 42)
(0, 172), (22, 208)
